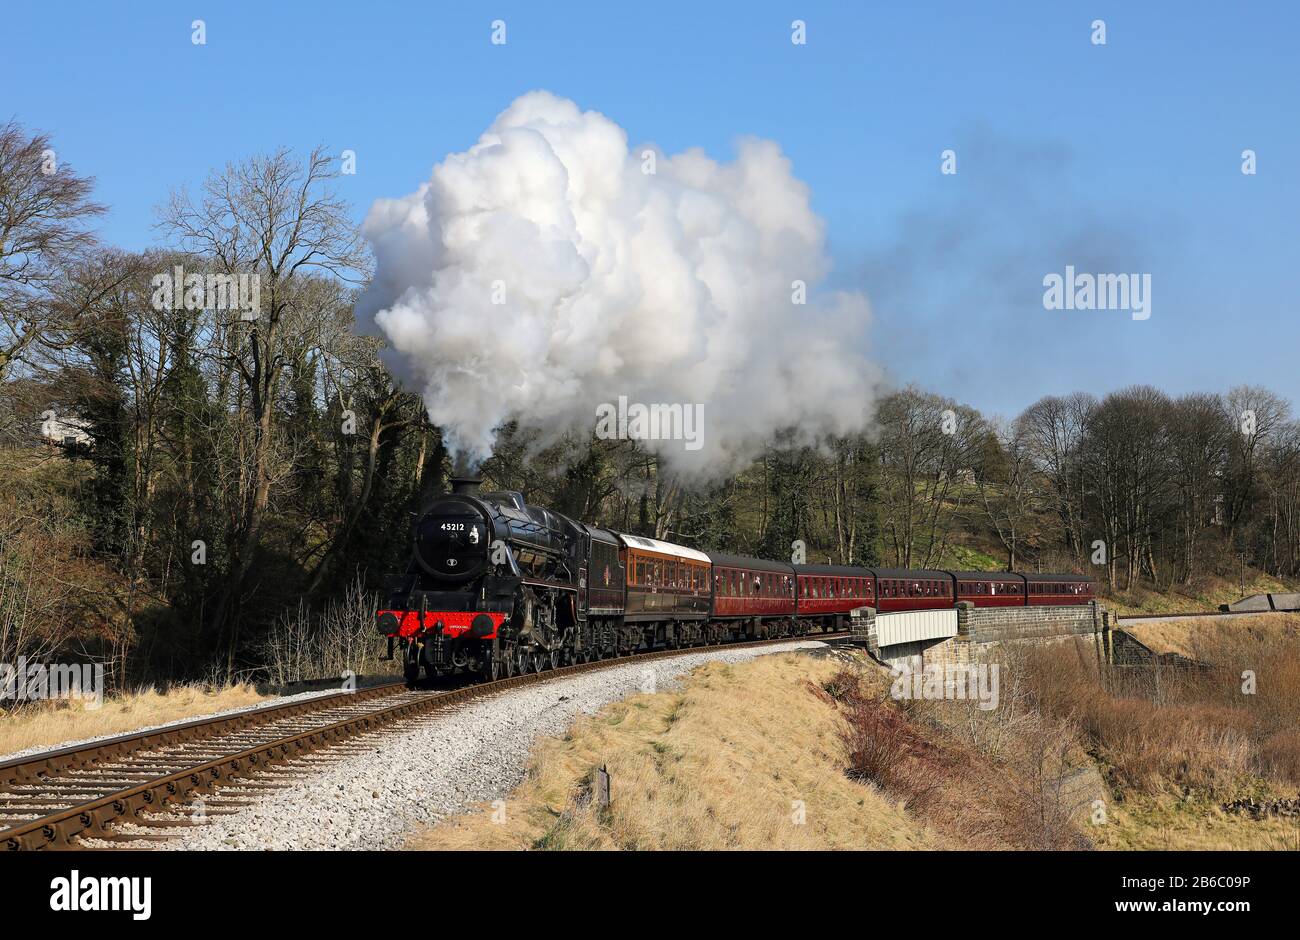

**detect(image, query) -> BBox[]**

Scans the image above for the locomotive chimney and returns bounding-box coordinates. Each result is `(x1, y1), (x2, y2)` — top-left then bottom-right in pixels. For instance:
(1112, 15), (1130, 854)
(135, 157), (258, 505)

(450, 477), (482, 496)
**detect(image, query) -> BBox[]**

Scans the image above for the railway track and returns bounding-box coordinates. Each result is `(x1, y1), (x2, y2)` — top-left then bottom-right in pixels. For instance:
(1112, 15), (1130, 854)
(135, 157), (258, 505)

(1, 633), (846, 850)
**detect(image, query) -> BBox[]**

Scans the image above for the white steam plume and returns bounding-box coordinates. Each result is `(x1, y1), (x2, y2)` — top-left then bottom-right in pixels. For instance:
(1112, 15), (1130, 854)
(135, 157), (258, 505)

(357, 91), (880, 476)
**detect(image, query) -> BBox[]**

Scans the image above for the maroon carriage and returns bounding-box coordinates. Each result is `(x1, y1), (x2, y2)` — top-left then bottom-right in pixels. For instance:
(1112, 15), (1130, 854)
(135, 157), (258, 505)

(951, 571), (1027, 607)
(709, 553), (797, 620)
(794, 564), (875, 624)
(1022, 572), (1095, 606)
(870, 568), (955, 613)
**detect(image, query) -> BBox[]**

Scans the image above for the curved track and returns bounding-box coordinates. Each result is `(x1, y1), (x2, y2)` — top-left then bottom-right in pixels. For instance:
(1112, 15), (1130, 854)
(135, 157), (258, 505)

(1, 633), (844, 850)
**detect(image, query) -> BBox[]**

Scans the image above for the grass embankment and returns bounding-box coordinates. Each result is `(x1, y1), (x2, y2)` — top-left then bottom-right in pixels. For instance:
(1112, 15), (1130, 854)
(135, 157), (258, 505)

(410, 653), (938, 850)
(408, 650), (1096, 851)
(0, 683), (270, 758)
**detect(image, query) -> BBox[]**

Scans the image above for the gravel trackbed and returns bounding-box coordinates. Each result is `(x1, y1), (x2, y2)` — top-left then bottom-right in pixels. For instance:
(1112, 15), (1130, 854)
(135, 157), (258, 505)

(151, 641), (826, 850)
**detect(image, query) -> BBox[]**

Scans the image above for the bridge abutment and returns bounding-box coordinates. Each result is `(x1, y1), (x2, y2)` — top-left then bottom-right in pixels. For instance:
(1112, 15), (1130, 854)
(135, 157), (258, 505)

(852, 601), (1117, 670)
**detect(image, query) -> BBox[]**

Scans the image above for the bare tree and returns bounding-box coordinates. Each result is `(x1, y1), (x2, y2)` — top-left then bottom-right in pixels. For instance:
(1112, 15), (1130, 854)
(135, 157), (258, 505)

(876, 387), (983, 567)
(976, 418), (1042, 571)
(1019, 392), (1094, 564)
(1223, 385), (1290, 544)
(1165, 393), (1231, 584)
(0, 121), (112, 378)
(158, 146), (367, 672)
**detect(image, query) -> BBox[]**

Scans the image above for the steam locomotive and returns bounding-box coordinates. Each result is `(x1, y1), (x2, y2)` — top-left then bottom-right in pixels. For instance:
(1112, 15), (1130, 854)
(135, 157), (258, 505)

(377, 479), (1095, 684)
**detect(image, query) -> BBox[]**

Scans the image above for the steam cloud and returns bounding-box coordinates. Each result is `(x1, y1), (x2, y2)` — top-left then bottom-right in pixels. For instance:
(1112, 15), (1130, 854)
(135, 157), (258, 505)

(357, 91), (880, 476)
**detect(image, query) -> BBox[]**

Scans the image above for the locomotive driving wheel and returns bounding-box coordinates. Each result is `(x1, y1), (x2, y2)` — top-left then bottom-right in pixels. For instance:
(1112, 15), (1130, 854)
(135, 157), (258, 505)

(403, 642), (421, 687)
(482, 641), (503, 682)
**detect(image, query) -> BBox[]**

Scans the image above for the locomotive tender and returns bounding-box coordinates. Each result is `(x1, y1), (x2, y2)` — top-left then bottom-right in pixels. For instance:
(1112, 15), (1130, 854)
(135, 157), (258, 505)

(377, 479), (1095, 684)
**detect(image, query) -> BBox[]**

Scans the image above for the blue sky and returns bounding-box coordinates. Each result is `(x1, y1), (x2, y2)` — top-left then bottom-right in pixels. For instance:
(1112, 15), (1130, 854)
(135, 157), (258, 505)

(4, 1), (1296, 420)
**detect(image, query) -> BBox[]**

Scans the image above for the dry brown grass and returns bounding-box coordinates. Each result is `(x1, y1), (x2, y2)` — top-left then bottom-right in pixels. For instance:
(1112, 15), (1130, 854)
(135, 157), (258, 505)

(1020, 618), (1300, 799)
(408, 653), (942, 851)
(828, 664), (1093, 850)
(0, 682), (268, 758)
